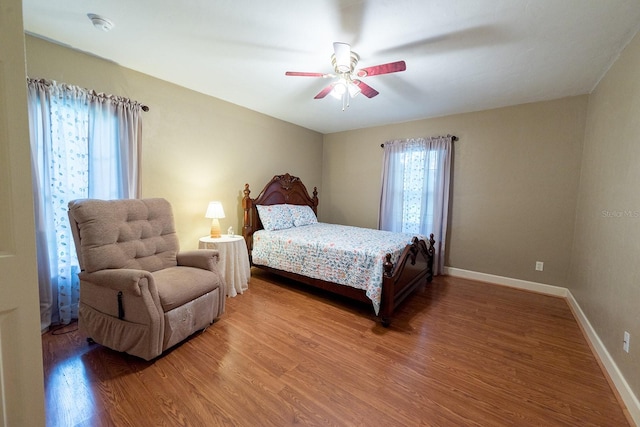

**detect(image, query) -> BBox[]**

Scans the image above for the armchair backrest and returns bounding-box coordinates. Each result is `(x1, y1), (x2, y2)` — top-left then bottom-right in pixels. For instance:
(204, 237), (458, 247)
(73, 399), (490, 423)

(68, 198), (180, 273)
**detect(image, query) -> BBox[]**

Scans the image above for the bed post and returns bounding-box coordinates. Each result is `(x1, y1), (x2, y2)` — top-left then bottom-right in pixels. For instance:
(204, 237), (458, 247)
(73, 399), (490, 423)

(242, 184), (253, 261)
(428, 233), (435, 282)
(380, 254), (395, 327)
(312, 187), (319, 215)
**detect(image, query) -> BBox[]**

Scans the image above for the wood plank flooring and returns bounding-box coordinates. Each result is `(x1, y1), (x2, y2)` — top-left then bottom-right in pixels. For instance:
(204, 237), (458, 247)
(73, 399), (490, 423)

(42, 270), (632, 426)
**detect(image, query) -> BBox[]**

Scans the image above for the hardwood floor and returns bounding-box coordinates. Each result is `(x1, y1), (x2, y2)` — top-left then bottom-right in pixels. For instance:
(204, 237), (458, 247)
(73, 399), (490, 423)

(42, 270), (632, 426)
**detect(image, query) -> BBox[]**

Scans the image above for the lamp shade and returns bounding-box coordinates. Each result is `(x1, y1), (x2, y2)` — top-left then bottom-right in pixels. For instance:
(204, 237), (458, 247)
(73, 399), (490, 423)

(205, 201), (225, 219)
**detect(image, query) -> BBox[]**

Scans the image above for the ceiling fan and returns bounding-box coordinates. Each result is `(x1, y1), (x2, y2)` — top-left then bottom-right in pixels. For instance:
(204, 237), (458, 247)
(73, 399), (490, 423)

(285, 42), (406, 109)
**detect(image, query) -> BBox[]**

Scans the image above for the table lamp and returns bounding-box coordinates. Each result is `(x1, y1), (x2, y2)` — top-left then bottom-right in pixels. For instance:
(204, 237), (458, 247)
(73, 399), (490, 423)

(205, 201), (225, 238)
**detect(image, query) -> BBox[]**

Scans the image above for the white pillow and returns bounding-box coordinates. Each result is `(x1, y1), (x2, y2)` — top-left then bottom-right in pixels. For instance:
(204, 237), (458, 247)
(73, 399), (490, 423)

(288, 204), (318, 227)
(256, 204), (293, 231)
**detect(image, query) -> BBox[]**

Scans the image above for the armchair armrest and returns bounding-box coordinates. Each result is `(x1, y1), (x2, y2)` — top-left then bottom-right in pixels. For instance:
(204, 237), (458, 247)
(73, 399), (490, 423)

(77, 268), (164, 358)
(177, 249), (219, 272)
(79, 269), (154, 296)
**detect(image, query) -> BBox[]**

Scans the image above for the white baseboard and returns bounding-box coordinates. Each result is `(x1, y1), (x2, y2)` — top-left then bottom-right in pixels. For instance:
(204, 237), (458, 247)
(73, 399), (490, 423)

(443, 267), (639, 426)
(443, 267), (568, 297)
(565, 291), (640, 426)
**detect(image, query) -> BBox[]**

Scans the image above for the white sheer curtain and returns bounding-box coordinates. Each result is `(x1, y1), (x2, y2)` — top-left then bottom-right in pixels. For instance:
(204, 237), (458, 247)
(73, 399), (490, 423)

(379, 135), (452, 275)
(27, 78), (143, 329)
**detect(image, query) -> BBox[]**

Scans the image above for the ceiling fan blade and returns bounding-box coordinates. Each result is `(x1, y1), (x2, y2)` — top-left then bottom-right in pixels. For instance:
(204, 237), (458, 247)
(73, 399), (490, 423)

(314, 83), (335, 99)
(285, 71), (330, 77)
(356, 60), (406, 77)
(353, 80), (379, 98)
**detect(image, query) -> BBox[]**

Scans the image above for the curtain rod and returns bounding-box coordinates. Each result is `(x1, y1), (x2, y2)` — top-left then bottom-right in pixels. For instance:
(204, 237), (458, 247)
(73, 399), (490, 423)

(380, 135), (458, 148)
(27, 77), (150, 112)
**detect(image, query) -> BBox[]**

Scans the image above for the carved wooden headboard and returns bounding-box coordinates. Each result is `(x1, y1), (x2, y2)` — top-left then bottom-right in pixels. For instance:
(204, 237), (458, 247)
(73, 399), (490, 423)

(242, 173), (318, 258)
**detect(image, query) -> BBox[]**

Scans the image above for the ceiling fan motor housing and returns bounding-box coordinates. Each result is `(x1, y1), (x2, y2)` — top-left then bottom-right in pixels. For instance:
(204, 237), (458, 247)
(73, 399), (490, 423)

(331, 42), (359, 73)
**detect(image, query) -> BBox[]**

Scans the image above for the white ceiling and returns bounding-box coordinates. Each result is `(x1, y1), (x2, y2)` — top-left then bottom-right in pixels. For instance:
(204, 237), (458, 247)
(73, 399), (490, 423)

(22, 0), (640, 134)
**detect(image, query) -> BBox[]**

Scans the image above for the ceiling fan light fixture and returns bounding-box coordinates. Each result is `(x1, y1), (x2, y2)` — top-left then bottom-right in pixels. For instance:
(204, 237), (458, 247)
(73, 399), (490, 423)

(330, 78), (360, 110)
(87, 13), (114, 32)
(347, 82), (361, 97)
(330, 81), (347, 99)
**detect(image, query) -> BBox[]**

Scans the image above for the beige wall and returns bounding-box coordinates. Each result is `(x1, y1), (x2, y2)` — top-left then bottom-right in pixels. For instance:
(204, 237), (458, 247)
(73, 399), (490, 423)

(323, 96), (587, 287)
(569, 30), (640, 395)
(25, 35), (323, 249)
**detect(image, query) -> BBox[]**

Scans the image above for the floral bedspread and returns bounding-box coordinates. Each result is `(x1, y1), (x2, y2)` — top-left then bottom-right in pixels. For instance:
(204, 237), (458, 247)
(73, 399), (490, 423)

(252, 223), (421, 314)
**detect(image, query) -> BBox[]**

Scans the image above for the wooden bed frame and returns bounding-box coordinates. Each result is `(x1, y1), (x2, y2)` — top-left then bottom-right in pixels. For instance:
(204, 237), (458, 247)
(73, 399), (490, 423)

(242, 173), (435, 326)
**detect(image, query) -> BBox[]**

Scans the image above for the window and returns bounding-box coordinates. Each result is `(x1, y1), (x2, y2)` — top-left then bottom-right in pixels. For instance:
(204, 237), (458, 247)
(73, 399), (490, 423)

(27, 78), (143, 328)
(379, 136), (453, 274)
(398, 148), (440, 235)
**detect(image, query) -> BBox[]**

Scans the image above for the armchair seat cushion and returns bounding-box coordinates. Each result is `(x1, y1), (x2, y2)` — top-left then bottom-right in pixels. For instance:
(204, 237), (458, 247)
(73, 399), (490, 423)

(153, 266), (222, 312)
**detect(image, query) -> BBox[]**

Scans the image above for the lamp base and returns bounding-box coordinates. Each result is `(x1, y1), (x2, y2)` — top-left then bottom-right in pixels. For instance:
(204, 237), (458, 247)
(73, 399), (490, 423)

(210, 219), (221, 238)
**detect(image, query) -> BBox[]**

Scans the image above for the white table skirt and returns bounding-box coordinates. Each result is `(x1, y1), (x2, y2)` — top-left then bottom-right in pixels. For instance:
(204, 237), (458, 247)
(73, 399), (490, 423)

(199, 235), (250, 297)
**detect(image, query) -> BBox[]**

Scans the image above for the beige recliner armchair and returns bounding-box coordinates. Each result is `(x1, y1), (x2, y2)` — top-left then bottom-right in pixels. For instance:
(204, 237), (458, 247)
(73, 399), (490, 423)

(68, 198), (225, 360)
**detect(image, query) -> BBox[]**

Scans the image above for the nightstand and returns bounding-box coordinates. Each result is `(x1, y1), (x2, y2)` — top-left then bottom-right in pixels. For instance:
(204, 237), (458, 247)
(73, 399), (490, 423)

(198, 235), (250, 297)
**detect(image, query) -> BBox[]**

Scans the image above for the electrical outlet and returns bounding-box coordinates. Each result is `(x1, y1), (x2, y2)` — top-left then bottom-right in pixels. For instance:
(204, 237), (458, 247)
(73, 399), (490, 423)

(535, 261), (544, 271)
(623, 331), (630, 353)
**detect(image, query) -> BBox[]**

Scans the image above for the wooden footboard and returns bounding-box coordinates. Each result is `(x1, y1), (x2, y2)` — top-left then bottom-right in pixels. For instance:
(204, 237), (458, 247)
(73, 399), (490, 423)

(380, 235), (435, 326)
(242, 173), (435, 326)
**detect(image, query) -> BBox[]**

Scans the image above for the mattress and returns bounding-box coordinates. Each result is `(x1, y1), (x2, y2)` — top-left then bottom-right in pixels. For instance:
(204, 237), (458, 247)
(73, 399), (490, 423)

(252, 222), (420, 314)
